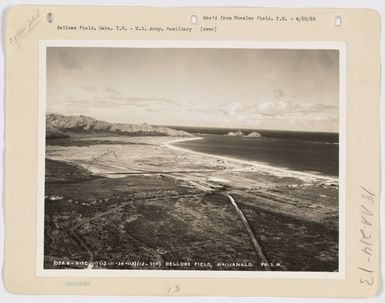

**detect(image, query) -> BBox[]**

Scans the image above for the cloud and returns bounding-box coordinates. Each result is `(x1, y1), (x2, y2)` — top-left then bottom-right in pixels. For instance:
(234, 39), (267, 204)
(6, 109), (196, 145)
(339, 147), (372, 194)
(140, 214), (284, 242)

(80, 84), (97, 92)
(58, 50), (82, 70)
(252, 100), (290, 116)
(296, 103), (338, 115)
(102, 86), (179, 106)
(109, 96), (179, 106)
(242, 89), (291, 117)
(216, 88), (338, 130)
(243, 89), (338, 118)
(58, 85), (181, 113)
(249, 101), (338, 118)
(220, 102), (242, 117)
(318, 50), (338, 69)
(105, 86), (119, 94)
(73, 85), (180, 107)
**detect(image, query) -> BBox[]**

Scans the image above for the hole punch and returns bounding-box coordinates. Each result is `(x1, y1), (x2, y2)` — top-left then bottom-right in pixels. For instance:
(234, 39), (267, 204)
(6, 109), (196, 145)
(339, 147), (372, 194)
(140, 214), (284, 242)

(191, 15), (198, 25)
(47, 12), (54, 23)
(335, 16), (341, 27)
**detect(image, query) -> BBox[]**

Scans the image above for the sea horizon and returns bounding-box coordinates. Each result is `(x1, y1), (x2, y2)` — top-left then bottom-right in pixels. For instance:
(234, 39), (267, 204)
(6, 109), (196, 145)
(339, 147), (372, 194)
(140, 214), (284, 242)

(163, 124), (339, 135)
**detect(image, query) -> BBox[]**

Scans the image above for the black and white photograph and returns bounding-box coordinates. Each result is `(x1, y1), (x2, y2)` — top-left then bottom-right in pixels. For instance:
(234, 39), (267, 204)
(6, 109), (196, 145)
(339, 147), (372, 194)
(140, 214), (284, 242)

(41, 43), (342, 274)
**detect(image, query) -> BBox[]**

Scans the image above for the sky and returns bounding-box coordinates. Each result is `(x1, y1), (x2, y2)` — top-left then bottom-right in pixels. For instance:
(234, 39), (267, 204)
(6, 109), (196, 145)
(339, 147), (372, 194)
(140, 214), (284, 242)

(46, 47), (339, 132)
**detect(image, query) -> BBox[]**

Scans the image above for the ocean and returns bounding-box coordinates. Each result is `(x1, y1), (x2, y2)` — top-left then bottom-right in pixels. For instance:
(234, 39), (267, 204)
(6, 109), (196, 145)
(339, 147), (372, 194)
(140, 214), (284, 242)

(169, 127), (339, 177)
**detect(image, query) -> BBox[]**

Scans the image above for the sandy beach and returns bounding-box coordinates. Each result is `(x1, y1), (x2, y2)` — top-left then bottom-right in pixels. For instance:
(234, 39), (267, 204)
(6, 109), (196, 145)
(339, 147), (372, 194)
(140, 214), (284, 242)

(164, 137), (338, 184)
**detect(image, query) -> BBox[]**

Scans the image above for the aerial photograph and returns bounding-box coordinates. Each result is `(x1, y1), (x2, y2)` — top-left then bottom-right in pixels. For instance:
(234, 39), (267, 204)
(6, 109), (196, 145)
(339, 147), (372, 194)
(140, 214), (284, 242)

(43, 46), (340, 272)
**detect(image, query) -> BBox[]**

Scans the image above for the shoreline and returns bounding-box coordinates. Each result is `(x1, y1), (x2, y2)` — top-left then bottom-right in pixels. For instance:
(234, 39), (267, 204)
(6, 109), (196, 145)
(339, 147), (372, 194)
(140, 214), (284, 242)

(163, 136), (338, 184)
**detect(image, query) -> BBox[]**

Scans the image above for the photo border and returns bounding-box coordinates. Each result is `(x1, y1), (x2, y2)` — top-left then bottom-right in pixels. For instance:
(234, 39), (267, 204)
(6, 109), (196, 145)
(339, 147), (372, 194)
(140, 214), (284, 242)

(36, 40), (347, 279)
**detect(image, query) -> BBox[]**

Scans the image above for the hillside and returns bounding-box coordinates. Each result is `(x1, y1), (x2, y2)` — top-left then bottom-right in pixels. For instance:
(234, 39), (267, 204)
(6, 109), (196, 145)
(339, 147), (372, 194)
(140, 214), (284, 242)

(46, 114), (193, 138)
(46, 124), (70, 139)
